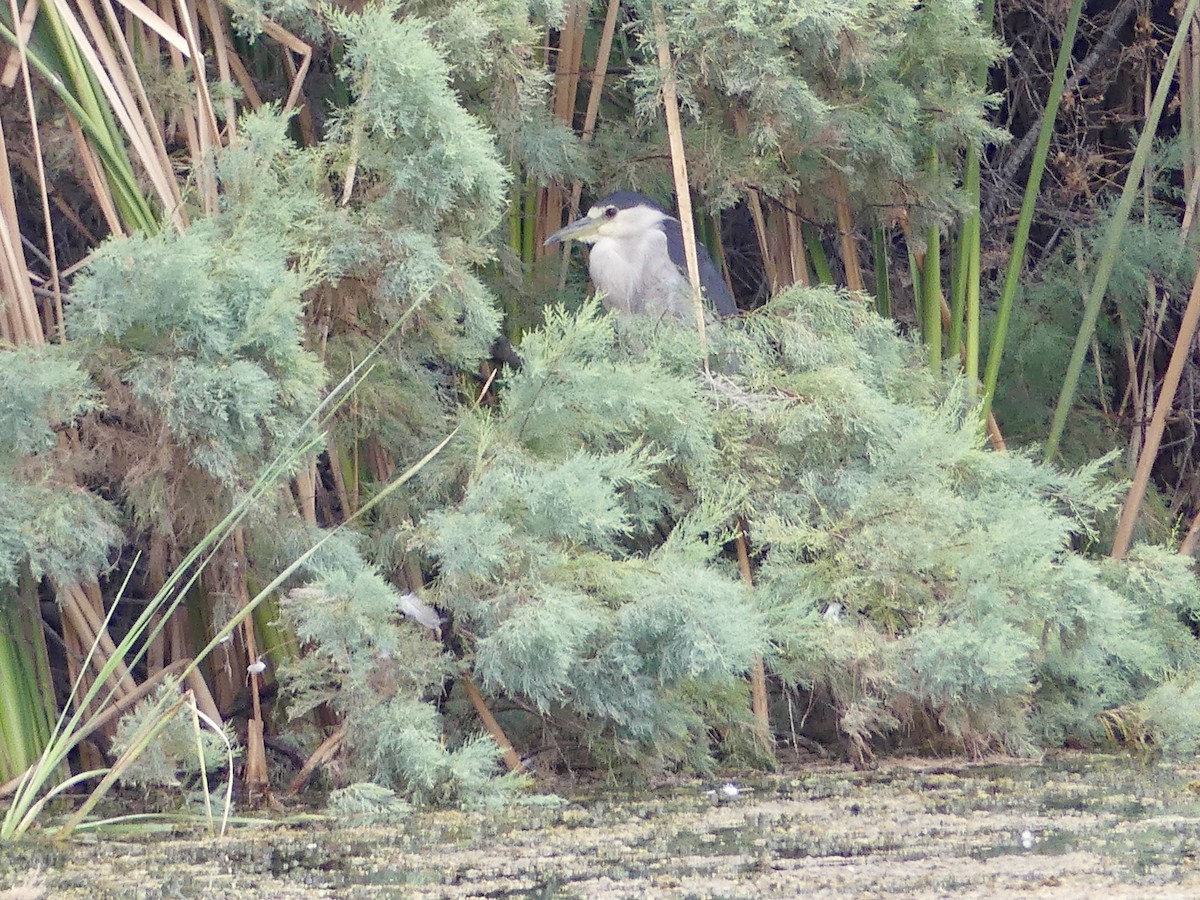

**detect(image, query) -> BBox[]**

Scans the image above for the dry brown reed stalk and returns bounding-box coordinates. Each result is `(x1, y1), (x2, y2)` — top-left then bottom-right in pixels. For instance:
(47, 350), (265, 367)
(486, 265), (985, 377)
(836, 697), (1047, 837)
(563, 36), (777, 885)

(654, 45), (771, 739)
(144, 535), (171, 679)
(294, 458), (319, 526)
(72, 581), (138, 697)
(460, 675), (524, 774)
(225, 46), (264, 109)
(1125, 12), (1200, 558)
(1116, 12), (1200, 557)
(0, 0), (40, 87)
(341, 79), (367, 206)
(783, 193), (810, 288)
(1180, 506), (1200, 556)
(540, 1), (586, 255)
(232, 526), (270, 797)
(1181, 24), (1200, 240)
(765, 196), (814, 289)
(7, 0), (63, 340)
(0, 122), (43, 343)
(557, 0), (620, 290)
(1113, 254), (1200, 558)
(731, 110), (780, 292)
(365, 435), (395, 482)
(288, 721), (346, 794)
(198, 0), (236, 128)
(652, 5), (706, 350)
(735, 521), (774, 760)
(65, 116), (125, 236)
(171, 0), (220, 212)
(745, 192), (777, 290)
(324, 448), (354, 517)
(1187, 17), (1200, 199)
(830, 170), (863, 292)
(58, 623), (105, 770)
(185, 667), (220, 723)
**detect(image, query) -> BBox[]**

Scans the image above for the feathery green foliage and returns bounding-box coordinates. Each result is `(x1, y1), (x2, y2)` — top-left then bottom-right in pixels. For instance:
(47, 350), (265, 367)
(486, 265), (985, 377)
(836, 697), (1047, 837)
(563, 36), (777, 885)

(275, 526), (516, 804)
(0, 348), (117, 588)
(327, 782), (412, 825)
(8, 0), (1200, 818)
(712, 287), (1199, 758)
(407, 289), (1200, 769)
(585, 0), (1005, 234)
(111, 684), (238, 791)
(69, 112), (326, 494)
(418, 302), (764, 770)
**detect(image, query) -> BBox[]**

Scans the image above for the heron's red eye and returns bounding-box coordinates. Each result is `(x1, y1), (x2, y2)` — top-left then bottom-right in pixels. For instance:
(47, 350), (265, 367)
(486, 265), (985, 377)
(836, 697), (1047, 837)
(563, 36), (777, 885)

(605, 206), (618, 218)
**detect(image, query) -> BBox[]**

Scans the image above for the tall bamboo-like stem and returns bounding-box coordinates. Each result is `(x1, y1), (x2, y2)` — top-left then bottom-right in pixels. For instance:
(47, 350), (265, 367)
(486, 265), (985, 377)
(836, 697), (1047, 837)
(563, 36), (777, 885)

(652, 5), (705, 350)
(47, 0), (182, 226)
(735, 523), (774, 761)
(747, 190), (778, 288)
(983, 0), (1082, 425)
(288, 723), (346, 794)
(831, 171), (863, 291)
(764, 203), (803, 287)
(8, 0), (63, 341)
(0, 582), (53, 780)
(951, 168), (979, 364)
(871, 227), (891, 317)
(804, 223), (834, 284)
(959, 0), (992, 388)
(293, 457), (318, 526)
(557, 0), (620, 290)
(1180, 507), (1200, 557)
(541, 1), (585, 254)
(1113, 5), (1200, 556)
(784, 194), (810, 288)
(198, 0), (236, 129)
(964, 218), (981, 391)
(460, 676), (524, 774)
(1045, 0), (1197, 460)
(922, 167), (943, 370)
(522, 175), (537, 267)
(0, 125), (43, 343)
(232, 527), (269, 799)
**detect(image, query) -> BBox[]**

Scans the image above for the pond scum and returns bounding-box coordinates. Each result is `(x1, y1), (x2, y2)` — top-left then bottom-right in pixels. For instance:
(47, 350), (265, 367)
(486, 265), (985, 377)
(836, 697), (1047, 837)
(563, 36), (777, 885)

(3, 754), (1200, 897)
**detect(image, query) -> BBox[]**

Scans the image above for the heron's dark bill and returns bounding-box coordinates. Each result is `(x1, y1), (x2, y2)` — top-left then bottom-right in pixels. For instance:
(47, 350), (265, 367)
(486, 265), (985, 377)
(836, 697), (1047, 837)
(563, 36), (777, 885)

(543, 210), (607, 246)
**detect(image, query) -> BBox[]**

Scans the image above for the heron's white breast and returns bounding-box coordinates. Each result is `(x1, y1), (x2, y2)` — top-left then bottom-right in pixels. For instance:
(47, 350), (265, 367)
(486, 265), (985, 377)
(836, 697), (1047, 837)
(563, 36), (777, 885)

(588, 228), (692, 319)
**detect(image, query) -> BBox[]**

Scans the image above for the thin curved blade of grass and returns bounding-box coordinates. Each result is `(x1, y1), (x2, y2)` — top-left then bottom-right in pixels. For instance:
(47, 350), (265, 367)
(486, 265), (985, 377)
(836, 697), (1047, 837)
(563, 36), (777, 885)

(1044, 0), (1198, 460)
(982, 0), (1082, 425)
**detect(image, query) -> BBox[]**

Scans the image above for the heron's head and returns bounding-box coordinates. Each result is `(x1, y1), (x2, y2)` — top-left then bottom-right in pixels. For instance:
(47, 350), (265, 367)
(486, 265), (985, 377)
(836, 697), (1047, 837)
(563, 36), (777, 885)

(544, 192), (672, 247)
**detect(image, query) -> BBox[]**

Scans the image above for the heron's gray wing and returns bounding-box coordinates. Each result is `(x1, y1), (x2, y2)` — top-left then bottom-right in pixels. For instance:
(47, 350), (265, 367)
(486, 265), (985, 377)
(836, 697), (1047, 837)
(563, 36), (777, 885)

(661, 217), (739, 318)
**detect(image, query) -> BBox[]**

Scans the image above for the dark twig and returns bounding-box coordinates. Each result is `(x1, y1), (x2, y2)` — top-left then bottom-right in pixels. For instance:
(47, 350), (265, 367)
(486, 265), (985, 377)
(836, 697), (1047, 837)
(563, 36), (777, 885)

(983, 0), (1140, 223)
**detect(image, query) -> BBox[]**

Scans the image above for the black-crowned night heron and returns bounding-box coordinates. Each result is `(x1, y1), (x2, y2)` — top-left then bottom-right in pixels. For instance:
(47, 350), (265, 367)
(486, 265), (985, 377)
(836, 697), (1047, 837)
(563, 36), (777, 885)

(544, 191), (738, 321)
